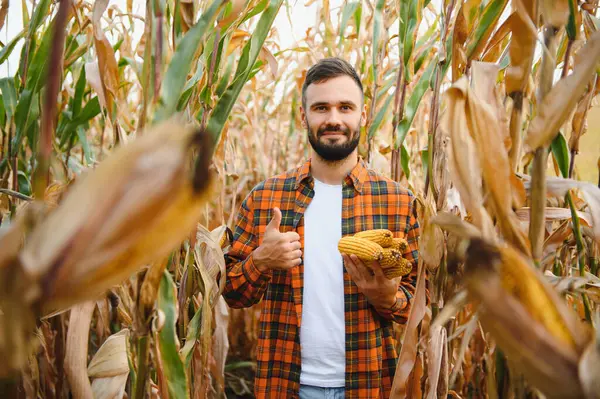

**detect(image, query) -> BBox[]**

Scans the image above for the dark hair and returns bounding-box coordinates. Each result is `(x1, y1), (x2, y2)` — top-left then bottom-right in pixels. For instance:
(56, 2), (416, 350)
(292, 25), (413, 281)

(301, 57), (363, 109)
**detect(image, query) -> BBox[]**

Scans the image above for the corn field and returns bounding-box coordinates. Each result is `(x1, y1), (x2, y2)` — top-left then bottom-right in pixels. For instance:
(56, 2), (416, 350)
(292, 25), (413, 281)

(0, 0), (600, 397)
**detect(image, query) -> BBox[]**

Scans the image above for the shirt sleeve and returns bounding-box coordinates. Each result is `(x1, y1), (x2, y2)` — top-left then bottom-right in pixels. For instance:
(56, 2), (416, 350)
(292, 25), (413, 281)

(222, 190), (272, 308)
(375, 191), (423, 324)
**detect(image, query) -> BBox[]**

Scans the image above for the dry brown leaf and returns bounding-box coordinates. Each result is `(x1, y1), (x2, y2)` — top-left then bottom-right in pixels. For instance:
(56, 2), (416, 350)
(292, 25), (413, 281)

(578, 325), (600, 399)
(540, 0), (570, 28)
(416, 195), (445, 272)
(64, 301), (95, 399)
(92, 0), (120, 118)
(463, 239), (586, 398)
(87, 329), (130, 378)
(390, 261), (427, 398)
(426, 325), (447, 399)
(439, 77), (495, 240)
(452, 4), (468, 82)
(18, 120), (215, 315)
(260, 46), (278, 80)
(0, 0), (9, 33)
(506, 1), (538, 94)
(523, 176), (600, 244)
(526, 30), (600, 151)
(85, 61), (107, 108)
(482, 12), (517, 61)
(91, 373), (129, 399)
(211, 297), (230, 395)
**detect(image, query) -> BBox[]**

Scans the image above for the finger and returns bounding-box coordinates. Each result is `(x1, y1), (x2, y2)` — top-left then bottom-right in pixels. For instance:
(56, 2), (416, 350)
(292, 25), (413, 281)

(283, 258), (302, 268)
(343, 255), (360, 282)
(266, 207), (282, 232)
(282, 231), (301, 242)
(289, 241), (302, 250)
(350, 255), (372, 280)
(285, 249), (302, 260)
(370, 260), (386, 278)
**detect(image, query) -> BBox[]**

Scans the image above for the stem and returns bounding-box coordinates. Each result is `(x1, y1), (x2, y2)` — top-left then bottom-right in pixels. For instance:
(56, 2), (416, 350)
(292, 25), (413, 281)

(20, 0), (37, 86)
(508, 92), (523, 172)
(134, 335), (150, 399)
(33, 0), (71, 200)
(153, 0), (163, 102)
(529, 25), (558, 264)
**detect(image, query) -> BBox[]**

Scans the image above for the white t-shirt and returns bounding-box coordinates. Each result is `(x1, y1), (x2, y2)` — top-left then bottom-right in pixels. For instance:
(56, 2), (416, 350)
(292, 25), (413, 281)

(299, 178), (345, 387)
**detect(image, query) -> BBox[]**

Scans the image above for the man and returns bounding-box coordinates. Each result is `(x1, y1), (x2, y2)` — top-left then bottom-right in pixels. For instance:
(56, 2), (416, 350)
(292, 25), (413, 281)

(222, 57), (420, 399)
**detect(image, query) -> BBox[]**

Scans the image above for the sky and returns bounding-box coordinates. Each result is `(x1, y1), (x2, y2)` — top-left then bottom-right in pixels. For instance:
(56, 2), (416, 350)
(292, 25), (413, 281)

(0, 0), (346, 77)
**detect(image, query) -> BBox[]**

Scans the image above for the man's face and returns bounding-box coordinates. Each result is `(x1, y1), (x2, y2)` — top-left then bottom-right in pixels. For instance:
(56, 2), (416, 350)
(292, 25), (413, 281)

(301, 75), (367, 162)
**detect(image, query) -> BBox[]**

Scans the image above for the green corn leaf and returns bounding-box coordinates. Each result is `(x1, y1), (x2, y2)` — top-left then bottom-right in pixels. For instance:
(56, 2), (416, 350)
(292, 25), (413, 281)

(566, 0), (577, 41)
(0, 77), (18, 120)
(25, 21), (54, 92)
(395, 58), (436, 148)
(401, 143), (411, 179)
(206, 0), (284, 146)
(154, 0), (226, 122)
(59, 97), (101, 147)
(215, 53), (235, 97)
(12, 89), (33, 156)
(76, 125), (94, 164)
(371, 0), (385, 82)
(241, 0), (269, 24)
(466, 0), (509, 60)
(28, 0), (51, 36)
(402, 0), (422, 81)
(157, 271), (189, 399)
(0, 96), (5, 128)
(72, 65), (87, 117)
(551, 132), (570, 178)
(421, 148), (429, 180)
(0, 30), (25, 65)
(368, 94), (394, 139)
(180, 301), (203, 368)
(339, 1), (359, 45)
(353, 2), (362, 36)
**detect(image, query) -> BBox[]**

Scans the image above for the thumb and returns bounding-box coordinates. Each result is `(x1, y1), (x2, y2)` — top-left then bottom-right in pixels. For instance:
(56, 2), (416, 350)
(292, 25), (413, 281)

(267, 207), (282, 231)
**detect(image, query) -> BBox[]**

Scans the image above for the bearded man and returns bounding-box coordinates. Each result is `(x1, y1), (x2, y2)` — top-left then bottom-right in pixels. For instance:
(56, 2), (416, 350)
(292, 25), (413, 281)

(223, 57), (420, 399)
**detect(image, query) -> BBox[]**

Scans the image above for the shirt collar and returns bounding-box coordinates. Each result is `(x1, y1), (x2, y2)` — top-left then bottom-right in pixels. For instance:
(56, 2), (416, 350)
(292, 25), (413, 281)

(294, 157), (368, 193)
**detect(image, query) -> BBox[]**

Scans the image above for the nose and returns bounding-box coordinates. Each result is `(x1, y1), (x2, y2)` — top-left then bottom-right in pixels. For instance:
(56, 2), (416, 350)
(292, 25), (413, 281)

(326, 108), (342, 127)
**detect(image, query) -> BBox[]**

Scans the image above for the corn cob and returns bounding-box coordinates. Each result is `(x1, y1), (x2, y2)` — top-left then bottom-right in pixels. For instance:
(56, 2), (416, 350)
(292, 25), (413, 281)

(380, 248), (402, 269)
(392, 237), (409, 252)
(355, 229), (394, 247)
(497, 244), (576, 349)
(338, 236), (384, 262)
(383, 258), (413, 279)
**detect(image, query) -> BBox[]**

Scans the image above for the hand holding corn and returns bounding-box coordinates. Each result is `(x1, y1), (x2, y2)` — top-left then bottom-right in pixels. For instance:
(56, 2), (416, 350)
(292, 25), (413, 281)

(253, 207), (302, 272)
(337, 229), (412, 279)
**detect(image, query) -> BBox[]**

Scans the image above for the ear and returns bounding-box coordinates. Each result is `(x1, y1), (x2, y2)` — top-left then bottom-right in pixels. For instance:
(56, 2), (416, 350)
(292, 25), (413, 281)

(300, 105), (308, 129)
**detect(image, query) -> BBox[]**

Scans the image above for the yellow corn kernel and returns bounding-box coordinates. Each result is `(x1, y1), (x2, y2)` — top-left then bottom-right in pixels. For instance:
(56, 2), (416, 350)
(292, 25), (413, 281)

(355, 229), (394, 247)
(383, 258), (413, 279)
(380, 248), (402, 269)
(392, 237), (409, 252)
(338, 236), (383, 262)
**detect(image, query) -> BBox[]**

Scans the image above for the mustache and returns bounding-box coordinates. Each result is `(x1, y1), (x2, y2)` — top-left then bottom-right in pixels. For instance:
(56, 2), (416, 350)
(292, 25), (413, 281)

(317, 125), (351, 135)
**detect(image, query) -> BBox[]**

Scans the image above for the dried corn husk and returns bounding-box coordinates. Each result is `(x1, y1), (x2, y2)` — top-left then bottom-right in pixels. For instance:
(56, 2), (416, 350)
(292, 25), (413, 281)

(0, 119), (215, 377)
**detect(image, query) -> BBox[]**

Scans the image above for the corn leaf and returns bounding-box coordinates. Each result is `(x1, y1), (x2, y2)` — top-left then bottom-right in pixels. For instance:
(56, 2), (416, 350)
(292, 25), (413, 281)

(551, 132), (570, 178)
(401, 143), (411, 179)
(0, 77), (17, 120)
(206, 0), (283, 146)
(180, 302), (203, 368)
(526, 31), (600, 150)
(157, 270), (189, 399)
(466, 0), (509, 61)
(155, 0), (225, 121)
(395, 58), (436, 148)
(368, 94), (394, 139)
(566, 0), (578, 40)
(339, 1), (359, 45)
(372, 0), (385, 83)
(0, 30), (25, 65)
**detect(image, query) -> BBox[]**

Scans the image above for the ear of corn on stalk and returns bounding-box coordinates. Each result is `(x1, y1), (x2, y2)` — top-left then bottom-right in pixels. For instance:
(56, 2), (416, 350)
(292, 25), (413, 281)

(338, 229), (413, 279)
(0, 119), (215, 377)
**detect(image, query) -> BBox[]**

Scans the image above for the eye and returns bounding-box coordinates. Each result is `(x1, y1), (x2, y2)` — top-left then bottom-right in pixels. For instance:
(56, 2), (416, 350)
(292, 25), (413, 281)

(315, 106), (327, 111)
(341, 105), (351, 111)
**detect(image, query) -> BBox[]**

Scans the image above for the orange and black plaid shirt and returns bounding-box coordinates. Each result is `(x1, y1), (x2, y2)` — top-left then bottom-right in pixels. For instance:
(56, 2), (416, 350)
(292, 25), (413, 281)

(223, 158), (420, 398)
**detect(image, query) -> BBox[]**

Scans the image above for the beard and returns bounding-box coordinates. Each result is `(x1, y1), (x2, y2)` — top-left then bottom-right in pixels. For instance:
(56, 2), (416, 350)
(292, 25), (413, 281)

(306, 121), (360, 162)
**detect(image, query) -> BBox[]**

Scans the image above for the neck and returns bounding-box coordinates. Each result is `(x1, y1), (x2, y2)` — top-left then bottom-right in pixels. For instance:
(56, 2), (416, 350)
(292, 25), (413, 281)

(310, 150), (358, 185)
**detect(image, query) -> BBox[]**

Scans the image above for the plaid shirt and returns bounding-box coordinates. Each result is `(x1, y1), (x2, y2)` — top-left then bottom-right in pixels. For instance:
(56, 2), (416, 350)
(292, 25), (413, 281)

(223, 158), (420, 398)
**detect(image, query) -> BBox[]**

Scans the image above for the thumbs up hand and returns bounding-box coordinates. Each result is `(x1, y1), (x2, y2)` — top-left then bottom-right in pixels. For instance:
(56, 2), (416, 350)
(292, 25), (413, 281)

(253, 207), (302, 273)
